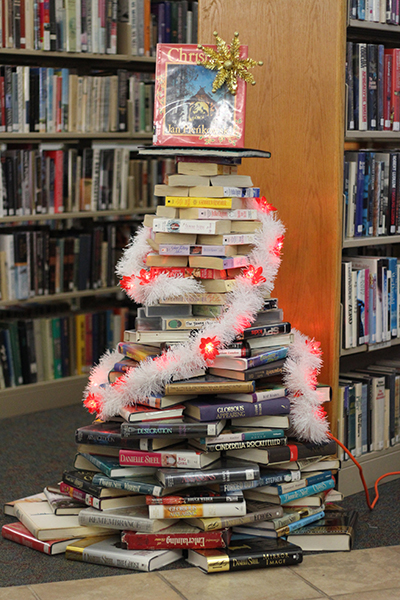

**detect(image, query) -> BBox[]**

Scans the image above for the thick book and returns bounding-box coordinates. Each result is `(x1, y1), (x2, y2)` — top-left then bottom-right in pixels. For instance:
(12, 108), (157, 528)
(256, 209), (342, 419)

(192, 435), (287, 453)
(216, 384), (288, 403)
(61, 469), (136, 499)
(186, 537), (303, 572)
(119, 447), (220, 469)
(148, 500), (246, 520)
(225, 439), (337, 466)
(1, 522), (83, 555)
(183, 396), (290, 422)
(117, 341), (160, 361)
(208, 359), (286, 382)
(164, 196), (245, 209)
(78, 505), (174, 533)
(286, 510), (358, 552)
(145, 488), (244, 505)
(89, 473), (184, 498)
(223, 334), (294, 355)
(14, 498), (110, 541)
(120, 419), (226, 439)
(58, 482), (150, 511)
(66, 535), (182, 571)
(156, 458), (260, 488)
(234, 509), (325, 540)
(121, 523), (232, 550)
(73, 452), (157, 478)
(153, 44), (247, 147)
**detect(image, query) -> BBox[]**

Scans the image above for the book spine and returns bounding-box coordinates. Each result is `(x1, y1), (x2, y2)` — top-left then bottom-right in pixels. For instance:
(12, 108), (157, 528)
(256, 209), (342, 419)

(243, 346), (289, 369)
(78, 511), (156, 533)
(277, 510), (325, 537)
(203, 437), (287, 452)
(149, 503), (245, 519)
(277, 479), (335, 505)
(359, 43), (368, 131)
(121, 422), (220, 438)
(119, 449), (209, 469)
(91, 473), (164, 496)
(235, 322), (291, 341)
(165, 196), (234, 209)
(158, 464), (259, 487)
(122, 529), (229, 550)
(200, 429), (285, 444)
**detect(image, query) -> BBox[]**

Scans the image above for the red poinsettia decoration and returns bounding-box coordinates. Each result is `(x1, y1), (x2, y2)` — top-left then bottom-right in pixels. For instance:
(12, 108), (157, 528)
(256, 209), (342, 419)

(138, 269), (158, 285)
(119, 275), (136, 292)
(272, 235), (284, 256)
(242, 264), (266, 285)
(199, 336), (220, 361)
(256, 196), (277, 213)
(84, 392), (102, 414)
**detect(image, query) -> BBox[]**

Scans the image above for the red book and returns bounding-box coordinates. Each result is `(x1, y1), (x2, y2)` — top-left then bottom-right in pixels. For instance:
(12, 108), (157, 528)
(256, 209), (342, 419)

(149, 266), (230, 279)
(121, 524), (231, 550)
(153, 44), (247, 147)
(20, 0), (26, 48)
(384, 48), (400, 131)
(55, 74), (62, 132)
(0, 69), (5, 132)
(1, 522), (80, 555)
(45, 150), (64, 213)
(144, 0), (151, 57)
(119, 447), (219, 469)
(384, 52), (392, 130)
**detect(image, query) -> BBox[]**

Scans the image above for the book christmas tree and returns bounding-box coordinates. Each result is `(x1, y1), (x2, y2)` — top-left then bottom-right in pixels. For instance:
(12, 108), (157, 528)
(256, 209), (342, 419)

(2, 32), (346, 575)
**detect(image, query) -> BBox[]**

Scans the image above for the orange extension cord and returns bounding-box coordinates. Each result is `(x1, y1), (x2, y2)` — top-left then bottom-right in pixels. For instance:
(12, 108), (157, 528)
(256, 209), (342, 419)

(328, 432), (400, 510)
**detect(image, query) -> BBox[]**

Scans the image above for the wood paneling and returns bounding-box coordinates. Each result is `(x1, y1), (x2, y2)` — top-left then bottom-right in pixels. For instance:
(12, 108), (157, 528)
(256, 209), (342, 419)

(199, 0), (347, 433)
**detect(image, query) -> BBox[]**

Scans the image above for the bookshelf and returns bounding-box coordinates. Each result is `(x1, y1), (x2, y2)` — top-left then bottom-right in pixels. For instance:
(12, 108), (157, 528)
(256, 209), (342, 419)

(199, 0), (400, 495)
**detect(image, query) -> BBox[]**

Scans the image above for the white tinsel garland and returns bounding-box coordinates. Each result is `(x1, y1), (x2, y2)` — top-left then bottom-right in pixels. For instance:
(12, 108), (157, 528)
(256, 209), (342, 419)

(83, 201), (331, 443)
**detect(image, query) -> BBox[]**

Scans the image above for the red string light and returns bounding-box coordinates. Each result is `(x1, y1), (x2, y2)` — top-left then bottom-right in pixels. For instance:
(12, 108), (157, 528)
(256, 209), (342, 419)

(272, 235), (284, 256)
(305, 339), (322, 356)
(199, 336), (220, 361)
(256, 196), (277, 213)
(83, 393), (102, 414)
(242, 265), (266, 285)
(138, 269), (158, 285)
(119, 275), (136, 292)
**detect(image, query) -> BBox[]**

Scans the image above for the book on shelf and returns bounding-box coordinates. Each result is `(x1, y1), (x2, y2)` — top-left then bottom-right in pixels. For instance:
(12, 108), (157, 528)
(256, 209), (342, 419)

(1, 522), (84, 556)
(156, 458), (260, 489)
(78, 505), (174, 533)
(121, 523), (232, 550)
(286, 510), (358, 552)
(66, 535), (182, 571)
(243, 478), (335, 505)
(186, 537), (303, 572)
(152, 44), (247, 147)
(13, 498), (111, 541)
(182, 396), (290, 423)
(118, 446), (220, 470)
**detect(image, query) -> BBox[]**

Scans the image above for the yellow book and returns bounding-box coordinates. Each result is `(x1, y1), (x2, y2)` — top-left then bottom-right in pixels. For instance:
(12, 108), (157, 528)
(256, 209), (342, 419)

(165, 197), (245, 209)
(75, 313), (86, 375)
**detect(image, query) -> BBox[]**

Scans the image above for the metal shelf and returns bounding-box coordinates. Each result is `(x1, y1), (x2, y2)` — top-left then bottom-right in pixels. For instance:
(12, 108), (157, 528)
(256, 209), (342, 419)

(0, 286), (123, 306)
(0, 207), (153, 223)
(343, 234), (400, 247)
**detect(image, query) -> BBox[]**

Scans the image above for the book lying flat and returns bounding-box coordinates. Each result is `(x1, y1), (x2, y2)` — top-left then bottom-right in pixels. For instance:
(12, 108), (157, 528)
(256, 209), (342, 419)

(66, 535), (182, 571)
(1, 522), (84, 555)
(233, 509), (325, 540)
(14, 498), (111, 541)
(208, 359), (286, 381)
(78, 505), (175, 533)
(226, 439), (337, 466)
(119, 447), (220, 470)
(121, 523), (232, 550)
(148, 500), (247, 520)
(286, 510), (358, 552)
(164, 376), (256, 396)
(146, 488), (244, 505)
(156, 458), (260, 488)
(120, 419), (226, 439)
(243, 478), (335, 505)
(152, 218), (231, 235)
(186, 537), (302, 572)
(119, 404), (186, 423)
(138, 146), (271, 159)
(211, 347), (289, 371)
(184, 501), (284, 532)
(183, 396), (290, 422)
(62, 469), (136, 498)
(73, 452), (158, 478)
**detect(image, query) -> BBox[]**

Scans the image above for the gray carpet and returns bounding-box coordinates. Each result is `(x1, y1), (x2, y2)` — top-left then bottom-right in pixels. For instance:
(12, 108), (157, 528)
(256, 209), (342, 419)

(0, 404), (399, 587)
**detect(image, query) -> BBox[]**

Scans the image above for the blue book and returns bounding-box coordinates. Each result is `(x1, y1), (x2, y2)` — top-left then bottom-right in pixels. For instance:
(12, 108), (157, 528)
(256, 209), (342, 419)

(211, 346), (288, 372)
(357, 0), (365, 19)
(362, 152), (371, 236)
(92, 473), (170, 496)
(355, 152), (365, 236)
(387, 257), (398, 337)
(283, 510), (325, 534)
(270, 470), (333, 496)
(268, 478), (335, 505)
(46, 67), (54, 132)
(378, 45), (384, 130)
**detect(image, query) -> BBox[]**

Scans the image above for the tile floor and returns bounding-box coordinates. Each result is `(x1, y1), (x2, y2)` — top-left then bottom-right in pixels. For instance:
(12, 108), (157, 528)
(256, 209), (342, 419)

(0, 545), (399, 600)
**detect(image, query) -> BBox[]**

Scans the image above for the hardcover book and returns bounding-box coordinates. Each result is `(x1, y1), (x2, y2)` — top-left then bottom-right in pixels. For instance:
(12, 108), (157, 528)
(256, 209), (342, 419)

(66, 535), (182, 571)
(153, 44), (247, 147)
(121, 523), (232, 550)
(186, 537), (303, 572)
(184, 500), (284, 532)
(156, 457), (260, 488)
(286, 510), (358, 552)
(78, 505), (175, 533)
(148, 500), (247, 520)
(1, 522), (83, 555)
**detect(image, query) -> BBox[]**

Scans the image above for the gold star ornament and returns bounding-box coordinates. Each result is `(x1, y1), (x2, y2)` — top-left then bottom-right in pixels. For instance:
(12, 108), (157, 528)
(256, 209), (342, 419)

(197, 31), (263, 95)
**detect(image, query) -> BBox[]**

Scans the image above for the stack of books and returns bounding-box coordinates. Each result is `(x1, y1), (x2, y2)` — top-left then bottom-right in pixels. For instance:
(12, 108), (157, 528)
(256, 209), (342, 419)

(2, 152), (346, 571)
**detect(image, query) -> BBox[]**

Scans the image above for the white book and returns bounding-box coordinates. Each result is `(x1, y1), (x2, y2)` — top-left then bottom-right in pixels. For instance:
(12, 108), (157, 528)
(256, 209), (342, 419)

(341, 261), (353, 349)
(178, 208), (259, 221)
(66, 535), (182, 570)
(78, 505), (175, 533)
(152, 218), (231, 235)
(14, 498), (110, 541)
(210, 174), (253, 187)
(352, 269), (357, 347)
(148, 501), (246, 520)
(372, 375), (386, 451)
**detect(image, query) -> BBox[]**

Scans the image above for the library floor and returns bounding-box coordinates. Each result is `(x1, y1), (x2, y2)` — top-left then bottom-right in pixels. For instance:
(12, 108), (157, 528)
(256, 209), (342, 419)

(1, 545), (400, 600)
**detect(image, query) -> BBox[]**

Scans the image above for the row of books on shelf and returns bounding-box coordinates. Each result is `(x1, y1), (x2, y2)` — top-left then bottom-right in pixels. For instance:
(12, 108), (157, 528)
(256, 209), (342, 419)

(0, 145), (175, 217)
(0, 66), (154, 134)
(339, 359), (400, 460)
(341, 254), (400, 350)
(346, 42), (400, 132)
(0, 220), (140, 301)
(0, 0), (198, 55)
(0, 303), (131, 387)
(344, 150), (400, 239)
(349, 0), (399, 25)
